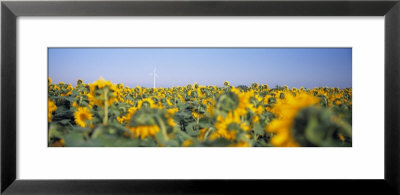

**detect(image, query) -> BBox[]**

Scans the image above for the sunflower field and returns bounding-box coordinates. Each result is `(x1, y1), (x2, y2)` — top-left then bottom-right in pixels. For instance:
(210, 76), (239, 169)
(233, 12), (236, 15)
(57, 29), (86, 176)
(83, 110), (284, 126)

(48, 78), (352, 147)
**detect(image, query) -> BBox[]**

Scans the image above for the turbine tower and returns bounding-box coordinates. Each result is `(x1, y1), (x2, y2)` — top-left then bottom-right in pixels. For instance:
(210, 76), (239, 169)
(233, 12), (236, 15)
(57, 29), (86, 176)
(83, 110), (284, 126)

(149, 67), (158, 88)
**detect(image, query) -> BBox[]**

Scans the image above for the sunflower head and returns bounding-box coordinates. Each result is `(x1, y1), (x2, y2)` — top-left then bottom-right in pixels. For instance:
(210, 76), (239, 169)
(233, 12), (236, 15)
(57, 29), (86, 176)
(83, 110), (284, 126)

(117, 83), (124, 89)
(283, 85), (289, 91)
(182, 139), (194, 147)
(137, 98), (156, 109)
(135, 86), (142, 93)
(127, 108), (163, 139)
(74, 107), (93, 127)
(251, 83), (259, 89)
(76, 79), (83, 86)
(128, 125), (160, 139)
(213, 112), (250, 142)
(266, 93), (320, 147)
(50, 138), (64, 147)
(48, 99), (57, 121)
(229, 141), (249, 147)
(263, 84), (269, 91)
(88, 77), (117, 107)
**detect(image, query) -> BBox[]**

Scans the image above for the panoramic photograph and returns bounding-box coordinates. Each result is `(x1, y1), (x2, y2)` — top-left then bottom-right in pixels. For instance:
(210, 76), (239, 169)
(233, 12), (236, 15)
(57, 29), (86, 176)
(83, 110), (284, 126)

(48, 48), (352, 147)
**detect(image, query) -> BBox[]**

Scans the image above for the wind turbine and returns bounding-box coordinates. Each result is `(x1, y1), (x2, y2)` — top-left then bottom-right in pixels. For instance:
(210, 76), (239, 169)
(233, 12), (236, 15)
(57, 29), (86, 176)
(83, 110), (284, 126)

(148, 67), (158, 88)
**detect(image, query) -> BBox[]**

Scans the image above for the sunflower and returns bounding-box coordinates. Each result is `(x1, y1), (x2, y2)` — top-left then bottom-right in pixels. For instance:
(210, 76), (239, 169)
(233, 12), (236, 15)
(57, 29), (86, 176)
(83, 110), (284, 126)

(167, 108), (178, 115)
(74, 107), (93, 127)
(166, 98), (174, 107)
(249, 105), (264, 115)
(60, 84), (73, 97)
(229, 141), (249, 147)
(182, 139), (194, 147)
(125, 99), (134, 105)
(50, 139), (64, 147)
(203, 99), (215, 116)
(166, 117), (177, 127)
(252, 115), (260, 123)
(266, 93), (320, 147)
(198, 128), (208, 141)
(192, 111), (204, 119)
(263, 84), (270, 91)
(129, 125), (160, 139)
(72, 101), (79, 109)
(213, 111), (250, 140)
(116, 107), (138, 125)
(197, 86), (206, 98)
(338, 133), (345, 142)
(137, 98), (157, 109)
(209, 130), (236, 141)
(48, 99), (57, 121)
(231, 88), (252, 116)
(87, 77), (117, 107)
(165, 108), (178, 127)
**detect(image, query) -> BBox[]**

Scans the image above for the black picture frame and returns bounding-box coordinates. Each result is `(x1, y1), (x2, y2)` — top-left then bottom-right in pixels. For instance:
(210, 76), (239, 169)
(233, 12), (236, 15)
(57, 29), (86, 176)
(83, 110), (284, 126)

(1, 0), (399, 194)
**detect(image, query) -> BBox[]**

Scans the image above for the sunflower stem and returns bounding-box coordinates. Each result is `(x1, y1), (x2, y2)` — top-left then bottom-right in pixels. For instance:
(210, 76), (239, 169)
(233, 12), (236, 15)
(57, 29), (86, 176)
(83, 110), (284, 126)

(196, 104), (200, 125)
(103, 88), (109, 126)
(204, 127), (214, 140)
(156, 116), (169, 141)
(253, 133), (258, 141)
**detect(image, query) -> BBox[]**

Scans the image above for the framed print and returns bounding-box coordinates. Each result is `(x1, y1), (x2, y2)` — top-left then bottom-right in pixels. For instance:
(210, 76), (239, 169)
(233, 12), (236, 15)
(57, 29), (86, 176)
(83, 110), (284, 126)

(2, 0), (400, 194)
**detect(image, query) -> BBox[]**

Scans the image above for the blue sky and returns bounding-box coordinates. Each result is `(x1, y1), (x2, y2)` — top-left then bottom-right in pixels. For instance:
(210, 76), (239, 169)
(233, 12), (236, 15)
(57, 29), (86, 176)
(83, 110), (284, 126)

(48, 48), (352, 89)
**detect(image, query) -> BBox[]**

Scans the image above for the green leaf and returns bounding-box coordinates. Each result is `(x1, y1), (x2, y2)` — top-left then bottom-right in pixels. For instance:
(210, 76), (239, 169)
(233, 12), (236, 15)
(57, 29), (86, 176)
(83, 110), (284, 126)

(253, 123), (265, 136)
(185, 122), (199, 136)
